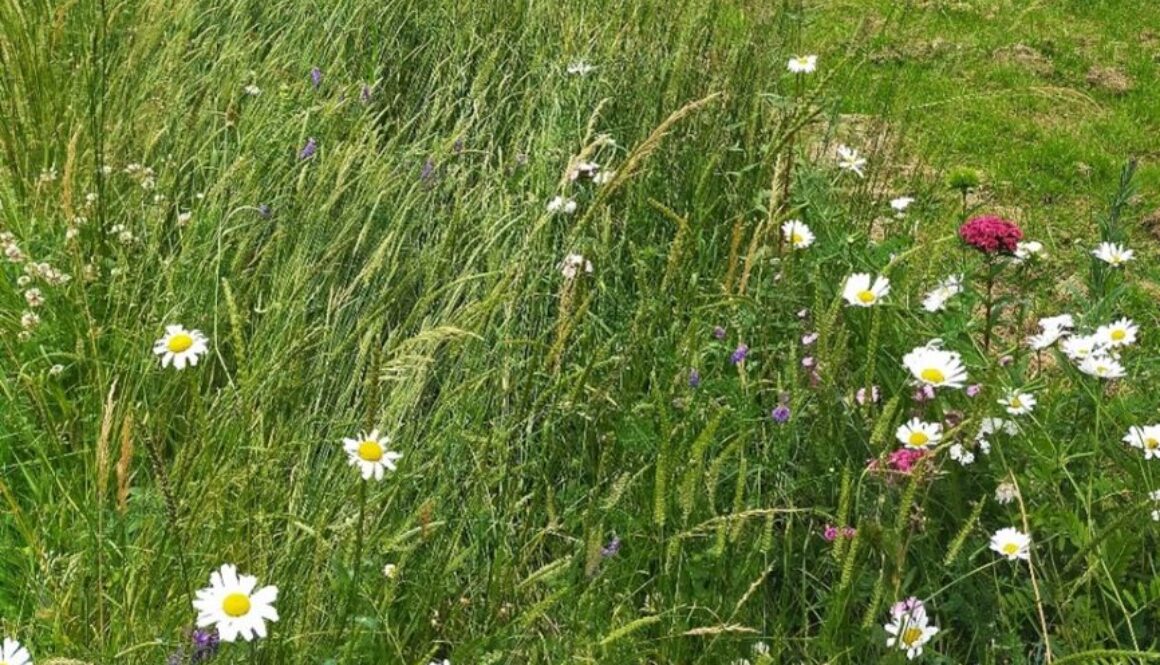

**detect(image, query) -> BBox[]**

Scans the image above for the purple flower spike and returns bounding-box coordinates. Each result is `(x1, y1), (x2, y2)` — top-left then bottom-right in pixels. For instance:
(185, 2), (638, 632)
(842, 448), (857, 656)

(688, 368), (701, 388)
(730, 344), (749, 365)
(712, 326), (727, 340)
(360, 84), (373, 104)
(310, 67), (322, 88)
(771, 404), (790, 423)
(420, 158), (436, 184)
(190, 628), (220, 663)
(299, 137), (317, 160)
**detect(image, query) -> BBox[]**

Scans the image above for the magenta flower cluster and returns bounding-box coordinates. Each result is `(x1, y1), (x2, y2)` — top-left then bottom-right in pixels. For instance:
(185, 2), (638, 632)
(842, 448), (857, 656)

(958, 215), (1023, 254)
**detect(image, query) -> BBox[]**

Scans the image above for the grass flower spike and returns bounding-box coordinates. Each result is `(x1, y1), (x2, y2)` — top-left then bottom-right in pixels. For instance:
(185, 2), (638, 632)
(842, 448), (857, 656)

(153, 325), (209, 369)
(193, 564), (279, 642)
(343, 429), (402, 480)
(842, 273), (890, 307)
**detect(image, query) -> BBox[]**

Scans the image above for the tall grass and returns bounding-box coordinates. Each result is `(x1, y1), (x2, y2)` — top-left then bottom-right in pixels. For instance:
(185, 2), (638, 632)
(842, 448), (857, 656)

(1, 1), (1158, 663)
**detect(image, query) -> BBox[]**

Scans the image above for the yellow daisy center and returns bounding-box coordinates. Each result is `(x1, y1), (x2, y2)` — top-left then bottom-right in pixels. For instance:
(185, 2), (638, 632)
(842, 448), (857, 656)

(1009, 397), (1022, 408)
(791, 232), (804, 244)
(920, 368), (945, 384)
(901, 626), (924, 646)
(1001, 542), (1020, 555)
(167, 333), (194, 353)
(857, 290), (876, 304)
(358, 440), (384, 462)
(1145, 438), (1158, 450)
(908, 432), (929, 447)
(1111, 329), (1126, 341)
(222, 592), (251, 618)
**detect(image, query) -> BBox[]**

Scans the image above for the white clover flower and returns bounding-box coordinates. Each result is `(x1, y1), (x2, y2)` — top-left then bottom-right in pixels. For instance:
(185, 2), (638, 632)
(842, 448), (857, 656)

(0, 637), (32, 665)
(781, 220), (815, 249)
(177, 211), (193, 227)
(342, 429), (402, 481)
(23, 288), (43, 307)
(786, 55), (817, 73)
(1150, 489), (1160, 501)
(568, 161), (600, 181)
(243, 84), (262, 96)
(994, 482), (1017, 505)
(948, 443), (975, 466)
(20, 311), (40, 330)
(382, 563), (398, 579)
(193, 564), (279, 642)
(1096, 318), (1138, 348)
(566, 61), (595, 76)
(546, 196), (577, 215)
(990, 527), (1031, 561)
(1078, 354), (1126, 380)
(903, 341), (967, 389)
(921, 274), (963, 313)
(890, 196), (915, 216)
(558, 253), (593, 280)
(153, 325), (209, 370)
(752, 641), (770, 656)
(836, 144), (866, 178)
(999, 391), (1036, 416)
(842, 273), (890, 307)
(1123, 425), (1160, 460)
(1013, 240), (1044, 262)
(49, 364), (64, 376)
(1093, 242), (1133, 267)
(896, 418), (942, 450)
(592, 170), (615, 185)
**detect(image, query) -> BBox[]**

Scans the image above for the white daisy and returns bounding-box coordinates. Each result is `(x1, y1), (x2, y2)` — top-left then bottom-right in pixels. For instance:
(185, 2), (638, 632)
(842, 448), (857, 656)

(884, 608), (939, 660)
(1060, 334), (1105, 361)
(1078, 354), (1126, 380)
(342, 429), (402, 481)
(558, 253), (594, 280)
(786, 55), (818, 73)
(1092, 242), (1133, 267)
(1040, 314), (1074, 331)
(999, 391), (1036, 416)
(546, 196), (577, 215)
(979, 417), (1019, 438)
(243, 84), (261, 96)
(193, 564), (279, 642)
(1150, 489), (1160, 501)
(989, 527), (1031, 561)
(890, 196), (915, 216)
(921, 274), (963, 312)
(1028, 315), (1073, 350)
(1013, 241), (1044, 261)
(836, 144), (866, 177)
(903, 342), (968, 389)
(1123, 425), (1160, 460)
(781, 220), (815, 249)
(1096, 317), (1138, 348)
(0, 638), (32, 665)
(842, 273), (890, 307)
(896, 418), (942, 450)
(566, 61), (595, 76)
(153, 325), (209, 370)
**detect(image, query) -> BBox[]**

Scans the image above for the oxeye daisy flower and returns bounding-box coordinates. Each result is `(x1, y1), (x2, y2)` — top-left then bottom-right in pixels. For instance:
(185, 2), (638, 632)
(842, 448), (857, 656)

(1028, 314), (1074, 350)
(1061, 334), (1105, 361)
(948, 443), (975, 466)
(781, 220), (814, 249)
(1092, 242), (1133, 267)
(999, 391), (1036, 416)
(153, 325), (209, 370)
(989, 527), (1031, 561)
(835, 144), (866, 177)
(1078, 354), (1126, 380)
(921, 274), (963, 312)
(1096, 317), (1138, 348)
(342, 429), (402, 481)
(896, 418), (941, 449)
(0, 638), (32, 665)
(884, 603), (939, 660)
(786, 54), (817, 73)
(1123, 425), (1160, 460)
(903, 342), (968, 389)
(546, 196), (577, 215)
(192, 564), (279, 642)
(842, 273), (890, 307)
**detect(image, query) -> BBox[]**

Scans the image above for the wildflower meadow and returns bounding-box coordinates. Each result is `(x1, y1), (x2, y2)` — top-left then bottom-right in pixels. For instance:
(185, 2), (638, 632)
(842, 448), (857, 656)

(2, 1), (1160, 663)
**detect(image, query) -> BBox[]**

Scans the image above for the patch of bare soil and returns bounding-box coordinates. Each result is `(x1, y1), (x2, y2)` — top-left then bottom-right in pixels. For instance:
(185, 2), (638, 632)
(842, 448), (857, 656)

(1085, 66), (1134, 94)
(993, 44), (1055, 77)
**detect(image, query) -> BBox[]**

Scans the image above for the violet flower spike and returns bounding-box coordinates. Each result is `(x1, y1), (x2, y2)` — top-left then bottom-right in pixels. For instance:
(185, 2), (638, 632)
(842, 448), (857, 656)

(310, 67), (322, 88)
(299, 137), (317, 160)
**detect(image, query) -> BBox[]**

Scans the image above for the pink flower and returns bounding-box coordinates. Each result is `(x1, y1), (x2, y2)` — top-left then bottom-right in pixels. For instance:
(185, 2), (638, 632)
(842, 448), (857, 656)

(840, 526), (857, 539)
(823, 525), (839, 542)
(959, 215), (1023, 254)
(888, 448), (926, 474)
(856, 385), (880, 405)
(966, 384), (982, 397)
(802, 332), (819, 346)
(802, 356), (815, 368)
(913, 385), (936, 402)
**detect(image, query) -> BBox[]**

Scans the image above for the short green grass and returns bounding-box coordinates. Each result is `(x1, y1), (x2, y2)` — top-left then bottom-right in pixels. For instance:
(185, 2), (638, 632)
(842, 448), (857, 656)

(1, 1), (1159, 664)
